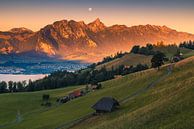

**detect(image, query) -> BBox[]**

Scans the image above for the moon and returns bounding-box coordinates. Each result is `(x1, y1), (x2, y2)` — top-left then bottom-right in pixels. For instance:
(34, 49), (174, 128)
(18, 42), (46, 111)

(88, 8), (92, 12)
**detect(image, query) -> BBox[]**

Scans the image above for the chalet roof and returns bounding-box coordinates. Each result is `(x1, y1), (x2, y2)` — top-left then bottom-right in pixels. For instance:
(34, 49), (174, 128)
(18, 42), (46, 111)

(92, 97), (119, 112)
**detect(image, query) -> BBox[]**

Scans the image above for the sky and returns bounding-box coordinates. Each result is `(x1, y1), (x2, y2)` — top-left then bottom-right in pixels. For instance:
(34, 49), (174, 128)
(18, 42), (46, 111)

(0, 0), (194, 33)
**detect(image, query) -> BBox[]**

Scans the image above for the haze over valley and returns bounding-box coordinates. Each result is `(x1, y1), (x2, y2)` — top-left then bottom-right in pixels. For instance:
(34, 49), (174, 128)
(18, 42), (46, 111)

(0, 1), (194, 129)
(1, 18), (194, 63)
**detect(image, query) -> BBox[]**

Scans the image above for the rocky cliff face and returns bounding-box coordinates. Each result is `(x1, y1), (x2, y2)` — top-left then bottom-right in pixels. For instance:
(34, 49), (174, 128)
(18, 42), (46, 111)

(1, 19), (194, 62)
(0, 27), (35, 54)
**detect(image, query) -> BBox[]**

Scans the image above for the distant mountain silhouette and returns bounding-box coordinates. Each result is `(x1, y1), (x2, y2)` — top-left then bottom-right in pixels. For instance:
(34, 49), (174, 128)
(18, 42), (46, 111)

(1, 18), (194, 62)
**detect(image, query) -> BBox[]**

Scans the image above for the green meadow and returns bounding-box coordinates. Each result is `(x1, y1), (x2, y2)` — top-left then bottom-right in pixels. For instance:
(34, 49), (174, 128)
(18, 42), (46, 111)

(0, 56), (194, 129)
(72, 57), (194, 129)
(96, 47), (194, 70)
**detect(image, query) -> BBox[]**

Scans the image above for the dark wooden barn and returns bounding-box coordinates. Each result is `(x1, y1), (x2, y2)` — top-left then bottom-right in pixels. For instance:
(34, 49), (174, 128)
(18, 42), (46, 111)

(92, 97), (119, 113)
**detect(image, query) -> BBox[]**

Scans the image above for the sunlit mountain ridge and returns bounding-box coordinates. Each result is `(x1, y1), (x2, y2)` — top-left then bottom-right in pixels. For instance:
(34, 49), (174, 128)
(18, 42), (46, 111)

(1, 18), (194, 62)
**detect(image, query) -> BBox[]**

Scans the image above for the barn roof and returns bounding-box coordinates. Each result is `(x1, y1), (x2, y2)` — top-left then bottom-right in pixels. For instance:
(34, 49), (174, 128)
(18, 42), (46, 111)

(92, 97), (119, 112)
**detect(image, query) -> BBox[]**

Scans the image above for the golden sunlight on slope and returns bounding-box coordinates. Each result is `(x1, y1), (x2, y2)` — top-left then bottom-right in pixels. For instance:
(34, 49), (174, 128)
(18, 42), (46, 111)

(175, 56), (194, 67)
(87, 40), (97, 48)
(0, 46), (13, 54)
(37, 42), (56, 55)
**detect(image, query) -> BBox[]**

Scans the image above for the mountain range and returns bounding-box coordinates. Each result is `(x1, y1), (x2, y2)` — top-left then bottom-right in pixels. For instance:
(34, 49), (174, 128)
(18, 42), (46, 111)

(1, 18), (194, 62)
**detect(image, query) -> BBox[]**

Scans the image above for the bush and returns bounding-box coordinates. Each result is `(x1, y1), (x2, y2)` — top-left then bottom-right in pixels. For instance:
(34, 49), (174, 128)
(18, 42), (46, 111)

(42, 94), (50, 101)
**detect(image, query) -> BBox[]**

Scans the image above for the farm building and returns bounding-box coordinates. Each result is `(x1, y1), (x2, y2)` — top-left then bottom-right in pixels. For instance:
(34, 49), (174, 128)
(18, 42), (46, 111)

(87, 83), (102, 90)
(114, 75), (122, 79)
(57, 96), (69, 103)
(92, 97), (119, 113)
(68, 90), (84, 99)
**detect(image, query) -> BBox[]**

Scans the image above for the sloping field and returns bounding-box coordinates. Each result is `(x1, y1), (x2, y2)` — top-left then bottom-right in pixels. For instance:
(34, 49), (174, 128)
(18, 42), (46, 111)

(71, 57), (194, 129)
(0, 65), (164, 129)
(96, 47), (194, 70)
(0, 57), (194, 129)
(96, 53), (152, 70)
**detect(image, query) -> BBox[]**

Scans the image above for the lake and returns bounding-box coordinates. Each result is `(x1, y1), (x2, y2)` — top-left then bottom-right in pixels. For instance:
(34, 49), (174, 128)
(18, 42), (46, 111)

(0, 74), (47, 82)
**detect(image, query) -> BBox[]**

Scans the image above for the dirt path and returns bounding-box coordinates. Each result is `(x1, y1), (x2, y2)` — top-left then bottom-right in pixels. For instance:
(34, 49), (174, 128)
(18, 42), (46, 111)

(0, 103), (60, 128)
(0, 64), (173, 129)
(120, 64), (173, 104)
(0, 110), (21, 128)
(56, 64), (174, 129)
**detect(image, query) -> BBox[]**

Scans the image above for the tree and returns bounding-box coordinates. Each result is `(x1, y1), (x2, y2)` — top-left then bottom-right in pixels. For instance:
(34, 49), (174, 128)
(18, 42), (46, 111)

(96, 83), (102, 89)
(13, 82), (17, 92)
(151, 52), (166, 70)
(0, 81), (7, 93)
(42, 94), (50, 102)
(27, 79), (34, 91)
(146, 43), (154, 50)
(130, 45), (140, 54)
(42, 94), (51, 107)
(8, 81), (13, 92)
(17, 81), (24, 92)
(156, 41), (165, 46)
(22, 81), (27, 87)
(138, 47), (149, 55)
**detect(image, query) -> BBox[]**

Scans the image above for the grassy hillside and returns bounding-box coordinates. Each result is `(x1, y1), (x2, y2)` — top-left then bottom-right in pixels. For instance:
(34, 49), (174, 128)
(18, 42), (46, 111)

(96, 46), (194, 70)
(0, 86), (83, 128)
(154, 46), (194, 58)
(180, 48), (194, 58)
(0, 57), (194, 129)
(72, 57), (194, 129)
(96, 53), (152, 70)
(0, 65), (164, 129)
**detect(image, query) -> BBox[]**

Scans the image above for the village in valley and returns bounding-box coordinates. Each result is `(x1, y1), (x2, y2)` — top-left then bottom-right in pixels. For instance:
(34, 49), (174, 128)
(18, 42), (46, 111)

(0, 0), (194, 128)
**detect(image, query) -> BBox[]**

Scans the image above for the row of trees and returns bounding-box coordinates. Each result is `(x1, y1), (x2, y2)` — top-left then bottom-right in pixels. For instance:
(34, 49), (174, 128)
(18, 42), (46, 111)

(90, 52), (127, 67)
(26, 63), (149, 92)
(91, 43), (177, 69)
(179, 40), (194, 50)
(130, 44), (156, 55)
(0, 51), (166, 94)
(0, 43), (170, 94)
(0, 81), (27, 93)
(130, 43), (168, 69)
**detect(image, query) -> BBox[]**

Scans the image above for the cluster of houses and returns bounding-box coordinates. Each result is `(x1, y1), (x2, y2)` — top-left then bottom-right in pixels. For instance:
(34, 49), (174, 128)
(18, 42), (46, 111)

(56, 90), (85, 103)
(172, 53), (184, 62)
(56, 83), (102, 104)
(56, 83), (120, 113)
(53, 52), (186, 114)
